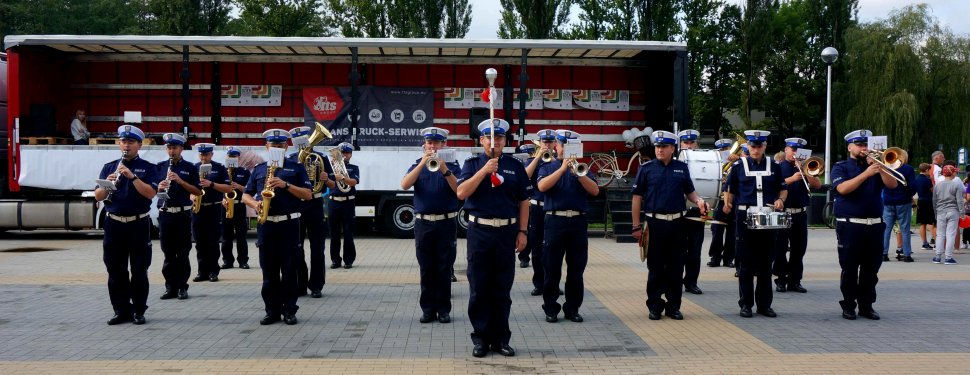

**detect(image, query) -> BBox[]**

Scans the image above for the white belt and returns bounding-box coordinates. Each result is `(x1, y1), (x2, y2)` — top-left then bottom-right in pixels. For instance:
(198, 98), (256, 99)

(836, 217), (883, 225)
(312, 192), (324, 199)
(107, 212), (149, 223)
(546, 210), (582, 217)
(160, 205), (192, 213)
(200, 202), (219, 207)
(644, 212), (685, 221)
(529, 199), (544, 206)
(785, 207), (807, 214)
(330, 195), (355, 201)
(263, 213), (302, 223)
(468, 215), (517, 227)
(416, 212), (458, 221)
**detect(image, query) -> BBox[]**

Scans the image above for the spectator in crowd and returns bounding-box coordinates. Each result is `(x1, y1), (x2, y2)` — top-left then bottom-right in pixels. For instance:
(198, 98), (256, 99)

(932, 165), (964, 265)
(931, 151), (945, 184)
(914, 163), (935, 250)
(881, 151), (916, 262)
(71, 109), (90, 145)
(964, 171), (970, 249)
(945, 160), (961, 248)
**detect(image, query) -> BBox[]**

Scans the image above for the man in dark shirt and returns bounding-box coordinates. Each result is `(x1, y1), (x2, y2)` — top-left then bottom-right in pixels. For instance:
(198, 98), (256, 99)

(914, 163), (936, 249)
(880, 151), (917, 262)
(192, 143), (231, 283)
(221, 146), (252, 270)
(678, 129), (705, 295)
(287, 126), (330, 297)
(523, 129), (558, 296)
(156, 133), (201, 301)
(774, 138), (820, 293)
(326, 142), (360, 269)
(708, 138), (737, 269)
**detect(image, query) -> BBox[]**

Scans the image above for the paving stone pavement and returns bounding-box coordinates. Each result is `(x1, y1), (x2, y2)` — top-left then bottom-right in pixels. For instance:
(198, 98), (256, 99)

(1, 229), (969, 373)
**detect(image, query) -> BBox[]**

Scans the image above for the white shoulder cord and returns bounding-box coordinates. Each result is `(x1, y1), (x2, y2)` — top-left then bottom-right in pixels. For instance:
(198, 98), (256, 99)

(741, 157), (772, 209)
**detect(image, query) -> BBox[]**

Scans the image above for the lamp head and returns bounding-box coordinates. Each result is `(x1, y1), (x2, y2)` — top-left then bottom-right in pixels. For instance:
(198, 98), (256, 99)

(485, 68), (498, 86)
(821, 47), (839, 64)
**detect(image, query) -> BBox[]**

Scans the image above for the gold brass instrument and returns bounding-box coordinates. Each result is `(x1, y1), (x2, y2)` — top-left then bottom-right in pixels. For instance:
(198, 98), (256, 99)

(224, 166), (237, 219)
(721, 133), (747, 177)
(300, 122), (334, 194)
(793, 156), (824, 191)
(531, 140), (555, 162)
(426, 151), (440, 172)
(257, 162), (279, 224)
(865, 147), (908, 186)
(570, 158), (589, 177)
(192, 165), (209, 213)
(638, 222), (649, 262)
(328, 147), (352, 193)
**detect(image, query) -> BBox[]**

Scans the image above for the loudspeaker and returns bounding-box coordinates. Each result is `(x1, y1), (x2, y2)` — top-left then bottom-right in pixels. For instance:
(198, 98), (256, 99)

(26, 104), (56, 137)
(468, 108), (489, 146)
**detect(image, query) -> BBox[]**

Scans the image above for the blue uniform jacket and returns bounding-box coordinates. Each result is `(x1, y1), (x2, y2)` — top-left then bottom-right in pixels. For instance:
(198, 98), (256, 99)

(831, 158), (886, 218)
(326, 159), (360, 197)
(245, 160), (312, 216)
(407, 158), (461, 214)
(779, 160), (808, 208)
(537, 160), (595, 212)
(631, 159), (696, 214)
(98, 155), (159, 216)
(196, 161), (230, 204)
(157, 158), (199, 208)
(458, 153), (529, 219)
(881, 163), (916, 205)
(726, 156), (786, 206)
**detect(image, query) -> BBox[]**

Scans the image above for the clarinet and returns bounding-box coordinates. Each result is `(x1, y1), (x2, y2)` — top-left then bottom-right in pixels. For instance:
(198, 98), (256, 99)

(104, 150), (129, 204)
(158, 157), (175, 207)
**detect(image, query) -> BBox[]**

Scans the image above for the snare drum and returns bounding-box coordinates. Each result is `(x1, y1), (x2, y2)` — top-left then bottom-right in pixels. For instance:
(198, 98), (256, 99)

(746, 210), (792, 230)
(678, 149), (723, 208)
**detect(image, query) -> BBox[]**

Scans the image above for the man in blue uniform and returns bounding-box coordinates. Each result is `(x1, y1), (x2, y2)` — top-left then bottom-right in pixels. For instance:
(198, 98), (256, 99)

(678, 129), (705, 295)
(516, 142), (537, 269)
(401, 127), (460, 324)
(456, 118), (529, 357)
(156, 133), (201, 300)
(881, 150), (916, 262)
(192, 143), (231, 283)
(287, 126), (329, 298)
(326, 142), (360, 269)
(524, 129), (558, 296)
(631, 131), (708, 321)
(832, 129), (898, 320)
(221, 146), (251, 270)
(723, 130), (788, 318)
(708, 138), (737, 269)
(94, 124), (159, 325)
(242, 129), (313, 325)
(774, 138), (820, 293)
(537, 130), (599, 323)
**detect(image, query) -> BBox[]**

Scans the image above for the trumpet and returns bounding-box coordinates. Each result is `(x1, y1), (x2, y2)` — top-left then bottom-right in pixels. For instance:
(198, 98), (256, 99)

(569, 158), (589, 177)
(865, 147), (908, 186)
(300, 122), (334, 194)
(531, 140), (555, 162)
(793, 156), (824, 191)
(257, 162), (278, 224)
(224, 166), (237, 219)
(328, 147), (352, 193)
(427, 151), (440, 172)
(104, 150), (129, 204)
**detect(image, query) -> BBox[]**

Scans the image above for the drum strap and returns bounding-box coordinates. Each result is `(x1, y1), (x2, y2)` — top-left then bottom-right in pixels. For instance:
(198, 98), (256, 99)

(741, 157), (772, 209)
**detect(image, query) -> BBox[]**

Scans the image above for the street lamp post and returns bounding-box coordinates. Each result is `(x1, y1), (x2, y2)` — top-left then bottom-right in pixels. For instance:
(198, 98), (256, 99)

(821, 47), (839, 200)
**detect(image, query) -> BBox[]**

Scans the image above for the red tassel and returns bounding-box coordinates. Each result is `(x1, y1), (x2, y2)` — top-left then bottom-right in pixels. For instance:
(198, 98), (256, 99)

(490, 172), (504, 187)
(481, 88), (491, 103)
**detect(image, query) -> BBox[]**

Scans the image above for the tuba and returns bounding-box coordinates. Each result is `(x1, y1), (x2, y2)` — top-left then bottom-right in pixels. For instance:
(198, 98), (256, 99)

(300, 122), (334, 194)
(721, 133), (747, 178)
(257, 162), (278, 224)
(224, 166), (237, 219)
(328, 147), (352, 193)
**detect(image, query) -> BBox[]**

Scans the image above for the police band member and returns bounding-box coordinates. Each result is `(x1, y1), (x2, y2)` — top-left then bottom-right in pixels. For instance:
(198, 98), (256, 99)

(524, 129), (558, 296)
(400, 127), (460, 324)
(515, 142), (537, 270)
(456, 118), (529, 357)
(708, 138), (736, 269)
(537, 130), (599, 323)
(326, 142), (360, 269)
(631, 131), (709, 321)
(678, 129), (705, 295)
(242, 129), (313, 325)
(774, 138), (820, 293)
(157, 133), (201, 300)
(94, 125), (159, 325)
(192, 143), (231, 283)
(831, 129), (897, 320)
(221, 146), (251, 270)
(723, 130), (787, 318)
(287, 126), (329, 298)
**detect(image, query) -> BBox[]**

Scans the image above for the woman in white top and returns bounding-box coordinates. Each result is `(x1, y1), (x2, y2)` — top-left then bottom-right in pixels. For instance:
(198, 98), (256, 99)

(71, 109), (89, 145)
(932, 165), (965, 264)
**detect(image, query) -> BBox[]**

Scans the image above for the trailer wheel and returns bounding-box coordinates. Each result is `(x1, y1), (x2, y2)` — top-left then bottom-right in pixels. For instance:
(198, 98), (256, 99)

(384, 201), (416, 238)
(457, 207), (468, 238)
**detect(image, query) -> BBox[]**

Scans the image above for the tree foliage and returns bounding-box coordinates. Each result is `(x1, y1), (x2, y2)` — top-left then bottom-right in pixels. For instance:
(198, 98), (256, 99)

(234, 0), (330, 37)
(498, 0), (571, 39)
(326, 0), (469, 38)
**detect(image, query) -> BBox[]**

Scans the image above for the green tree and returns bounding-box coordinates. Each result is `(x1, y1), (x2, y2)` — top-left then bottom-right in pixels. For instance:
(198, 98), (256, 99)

(606, 0), (638, 40)
(636, 0), (681, 41)
(236, 0), (330, 37)
(681, 0), (724, 132)
(498, 0), (571, 39)
(443, 0), (472, 38)
(149, 0), (203, 35)
(569, 0), (609, 40)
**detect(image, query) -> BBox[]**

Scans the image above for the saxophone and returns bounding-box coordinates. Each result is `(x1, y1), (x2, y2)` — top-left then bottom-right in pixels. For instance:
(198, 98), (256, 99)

(257, 162), (278, 224)
(192, 165), (210, 213)
(224, 166), (237, 219)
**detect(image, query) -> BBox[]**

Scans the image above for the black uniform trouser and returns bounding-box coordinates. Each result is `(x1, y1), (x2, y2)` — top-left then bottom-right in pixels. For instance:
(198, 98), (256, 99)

(415, 217), (457, 315)
(735, 210), (777, 309)
(466, 222), (516, 346)
(683, 210), (705, 287)
(774, 211), (808, 286)
(159, 211), (192, 291)
(644, 217), (686, 313)
(542, 215), (588, 316)
(709, 201), (735, 265)
(193, 204), (223, 278)
(220, 202), (249, 265)
(836, 221), (885, 312)
(256, 218), (301, 316)
(527, 203), (545, 289)
(328, 199), (356, 266)
(298, 199), (327, 292)
(102, 216), (152, 315)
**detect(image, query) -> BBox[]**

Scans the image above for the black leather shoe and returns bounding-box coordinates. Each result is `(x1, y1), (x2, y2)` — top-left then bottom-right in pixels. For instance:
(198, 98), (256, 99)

(740, 307), (753, 318)
(724, 261), (734, 268)
(177, 288), (188, 300)
(438, 313), (451, 323)
(685, 285), (703, 295)
(530, 288), (542, 296)
(842, 308), (857, 320)
(209, 274), (219, 282)
(220, 263), (233, 269)
(310, 290), (323, 298)
(160, 289), (177, 300)
(776, 284), (787, 293)
(492, 344), (515, 357)
(734, 271), (739, 277)
(882, 255), (891, 262)
(648, 309), (662, 320)
(664, 310), (684, 320)
(107, 313), (133, 325)
(330, 263), (341, 269)
(260, 314), (281, 325)
(858, 309), (880, 320)
(451, 274), (458, 282)
(192, 275), (205, 282)
(788, 284), (807, 293)
(545, 314), (558, 323)
(283, 313), (298, 325)
(343, 264), (353, 269)
(240, 263), (250, 269)
(564, 313), (584, 322)
(757, 308), (777, 318)
(132, 313), (146, 325)
(903, 256), (915, 263)
(707, 259), (720, 267)
(419, 313), (435, 323)
(519, 260), (529, 268)
(472, 344), (488, 358)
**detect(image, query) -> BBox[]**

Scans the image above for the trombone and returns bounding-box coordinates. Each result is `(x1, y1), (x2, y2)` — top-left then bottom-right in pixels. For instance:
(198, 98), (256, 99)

(793, 156), (824, 191)
(865, 147), (908, 186)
